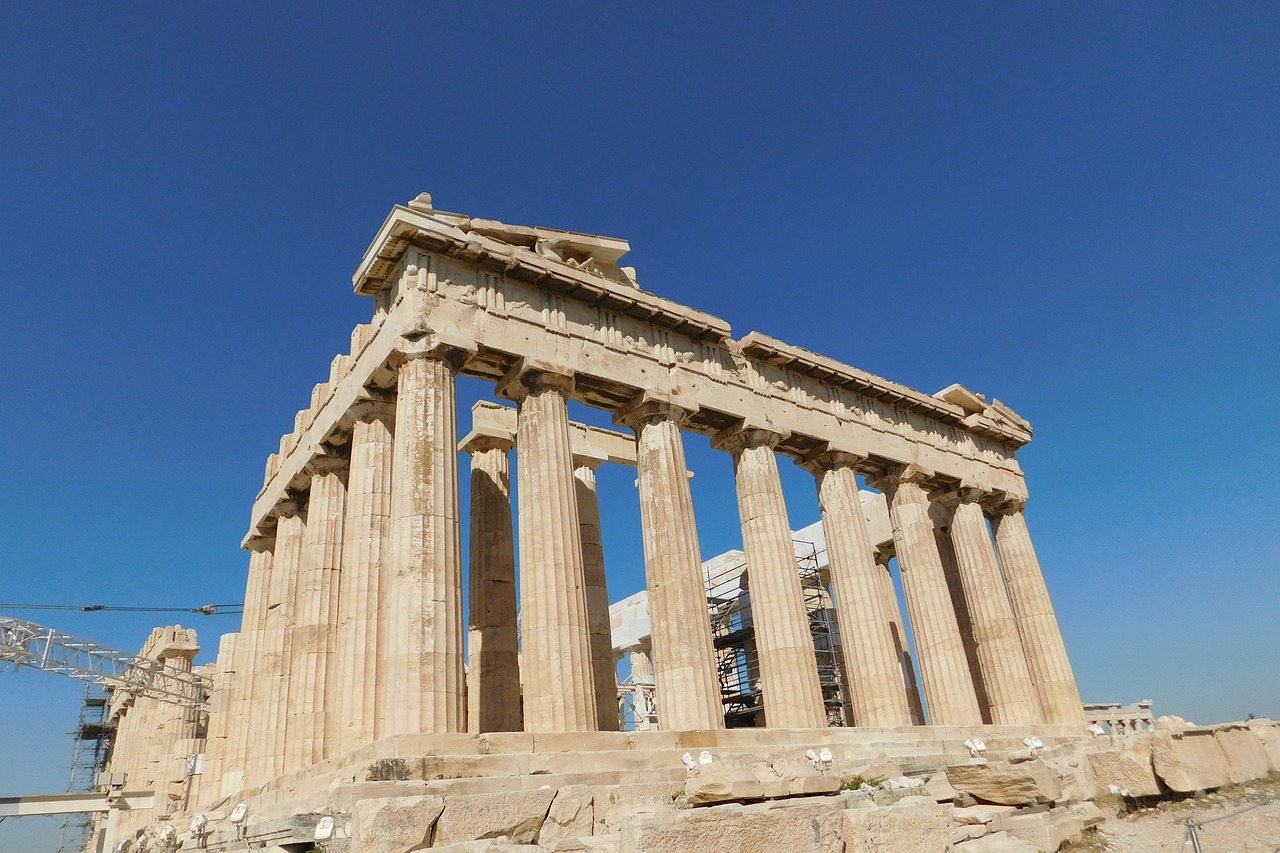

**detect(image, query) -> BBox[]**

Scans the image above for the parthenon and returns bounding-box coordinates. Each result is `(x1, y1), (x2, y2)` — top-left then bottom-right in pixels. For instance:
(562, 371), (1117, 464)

(99, 192), (1116, 850)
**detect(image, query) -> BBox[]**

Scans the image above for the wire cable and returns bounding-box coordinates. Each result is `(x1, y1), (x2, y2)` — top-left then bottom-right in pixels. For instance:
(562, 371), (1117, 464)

(0, 602), (242, 616)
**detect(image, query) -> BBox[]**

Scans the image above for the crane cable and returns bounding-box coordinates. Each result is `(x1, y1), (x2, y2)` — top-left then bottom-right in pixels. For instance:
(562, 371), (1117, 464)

(0, 602), (242, 616)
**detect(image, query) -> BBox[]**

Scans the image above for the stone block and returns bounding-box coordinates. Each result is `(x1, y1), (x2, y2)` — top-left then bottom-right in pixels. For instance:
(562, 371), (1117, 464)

(996, 808), (1083, 853)
(593, 782), (682, 835)
(537, 785), (595, 849)
(1247, 719), (1280, 770)
(433, 788), (556, 846)
(1086, 736), (1161, 798)
(1066, 801), (1105, 829)
(955, 830), (1038, 852)
(945, 760), (1062, 806)
(950, 804), (1017, 826)
(855, 752), (903, 783)
(685, 767), (764, 804)
(1150, 730), (1231, 793)
(749, 762), (789, 798)
(620, 800), (844, 853)
(924, 771), (959, 802)
(840, 803), (949, 853)
(1214, 725), (1271, 783)
(350, 794), (445, 853)
(1038, 744), (1096, 802)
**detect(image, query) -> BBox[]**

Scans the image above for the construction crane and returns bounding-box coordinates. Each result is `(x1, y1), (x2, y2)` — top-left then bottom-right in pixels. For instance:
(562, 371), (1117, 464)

(0, 615), (210, 709)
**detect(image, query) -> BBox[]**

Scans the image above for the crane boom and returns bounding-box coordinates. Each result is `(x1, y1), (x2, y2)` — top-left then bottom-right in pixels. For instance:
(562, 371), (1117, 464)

(0, 616), (210, 709)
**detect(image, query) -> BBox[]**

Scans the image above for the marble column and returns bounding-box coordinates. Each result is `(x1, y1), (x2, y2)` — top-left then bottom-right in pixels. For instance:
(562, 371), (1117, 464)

(870, 465), (982, 726)
(714, 426), (826, 729)
(803, 451), (912, 728)
(574, 461), (621, 731)
(505, 368), (598, 733)
(991, 499), (1086, 725)
(381, 343), (466, 735)
(935, 529), (992, 723)
(230, 535), (273, 790)
(332, 400), (394, 751)
(260, 499), (305, 781)
(947, 488), (1043, 725)
(873, 549), (925, 725)
(622, 402), (723, 731)
(462, 434), (521, 733)
(287, 454), (347, 771)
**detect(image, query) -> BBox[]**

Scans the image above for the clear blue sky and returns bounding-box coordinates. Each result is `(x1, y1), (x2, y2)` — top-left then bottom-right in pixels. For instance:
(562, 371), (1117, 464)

(2, 5), (1277, 850)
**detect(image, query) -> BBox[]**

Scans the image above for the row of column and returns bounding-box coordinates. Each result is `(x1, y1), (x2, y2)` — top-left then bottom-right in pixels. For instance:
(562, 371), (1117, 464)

(220, 343), (1085, 793)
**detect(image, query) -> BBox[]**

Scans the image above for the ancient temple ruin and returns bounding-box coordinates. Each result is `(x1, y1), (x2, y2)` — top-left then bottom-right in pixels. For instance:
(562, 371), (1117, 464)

(98, 193), (1123, 850)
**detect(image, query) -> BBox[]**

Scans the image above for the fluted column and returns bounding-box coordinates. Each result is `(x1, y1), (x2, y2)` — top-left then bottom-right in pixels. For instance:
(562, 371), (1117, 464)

(259, 499), (305, 780)
(504, 368), (597, 732)
(381, 343), (466, 735)
(332, 400), (394, 751)
(622, 401), (723, 731)
(802, 451), (912, 727)
(991, 499), (1085, 725)
(947, 488), (1043, 724)
(935, 528), (991, 722)
(462, 434), (521, 733)
(873, 550), (926, 725)
(286, 454), (347, 771)
(870, 465), (982, 726)
(714, 425), (825, 729)
(574, 461), (621, 731)
(229, 535), (273, 790)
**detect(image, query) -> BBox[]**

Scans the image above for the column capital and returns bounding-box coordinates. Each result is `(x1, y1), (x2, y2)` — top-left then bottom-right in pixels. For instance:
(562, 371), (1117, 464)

(796, 446), (866, 476)
(245, 533), (276, 553)
(989, 495), (1028, 516)
(865, 462), (934, 492)
(396, 332), (471, 369)
(343, 398), (396, 427)
(304, 446), (350, 477)
(495, 359), (575, 403)
(614, 397), (693, 432)
(460, 432), (514, 456)
(271, 497), (303, 520)
(710, 421), (787, 455)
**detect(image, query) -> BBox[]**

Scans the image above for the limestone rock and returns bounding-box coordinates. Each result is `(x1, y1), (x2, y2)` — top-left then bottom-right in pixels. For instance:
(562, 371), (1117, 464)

(351, 794), (445, 853)
(1247, 719), (1280, 770)
(840, 803), (949, 853)
(955, 830), (1038, 852)
(771, 759), (841, 797)
(857, 752), (903, 783)
(925, 770), (959, 802)
(945, 760), (1062, 806)
(1154, 715), (1190, 732)
(433, 789), (557, 846)
(593, 782), (682, 835)
(996, 807), (1083, 853)
(950, 804), (1017, 826)
(620, 800), (844, 853)
(1086, 736), (1161, 798)
(1038, 744), (1097, 803)
(1150, 730), (1231, 792)
(1067, 801), (1105, 829)
(685, 766), (764, 804)
(1214, 725), (1271, 783)
(537, 785), (595, 849)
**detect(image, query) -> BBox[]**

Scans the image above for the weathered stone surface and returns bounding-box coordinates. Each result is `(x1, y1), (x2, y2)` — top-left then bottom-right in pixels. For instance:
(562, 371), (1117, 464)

(857, 753), (903, 783)
(925, 770), (959, 802)
(956, 830), (1038, 852)
(685, 767), (764, 804)
(1039, 744), (1097, 802)
(996, 808), (1083, 853)
(1150, 730), (1231, 792)
(1086, 735), (1161, 798)
(840, 803), (949, 853)
(1067, 801), (1105, 829)
(351, 794), (445, 853)
(1247, 719), (1280, 770)
(537, 785), (595, 849)
(945, 761), (1062, 806)
(621, 800), (843, 853)
(951, 804), (1018, 826)
(594, 783), (683, 835)
(1214, 725), (1271, 783)
(433, 789), (556, 846)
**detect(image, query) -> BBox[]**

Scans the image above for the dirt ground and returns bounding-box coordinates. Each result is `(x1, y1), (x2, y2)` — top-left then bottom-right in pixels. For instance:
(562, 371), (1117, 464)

(1066, 774), (1280, 853)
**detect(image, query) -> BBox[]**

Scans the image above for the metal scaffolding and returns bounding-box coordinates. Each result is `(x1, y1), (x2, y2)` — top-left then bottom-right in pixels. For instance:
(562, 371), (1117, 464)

(0, 616), (210, 709)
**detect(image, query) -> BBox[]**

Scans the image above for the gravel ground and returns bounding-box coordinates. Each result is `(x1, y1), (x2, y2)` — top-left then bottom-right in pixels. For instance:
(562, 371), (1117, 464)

(1067, 775), (1280, 853)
